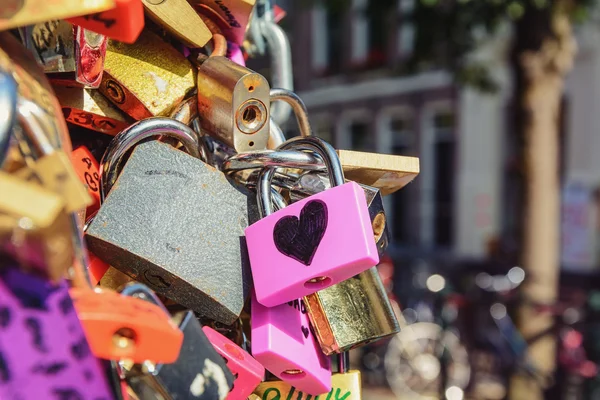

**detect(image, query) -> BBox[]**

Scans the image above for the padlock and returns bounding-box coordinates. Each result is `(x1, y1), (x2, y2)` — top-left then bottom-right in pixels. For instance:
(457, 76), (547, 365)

(303, 267), (400, 355)
(99, 30), (197, 120)
(67, 0), (145, 44)
(251, 353), (362, 400)
(190, 0), (255, 45)
(245, 136), (379, 307)
(55, 85), (132, 136)
(0, 264), (113, 399)
(0, 171), (73, 282)
(0, 70), (17, 168)
(251, 293), (331, 395)
(0, 32), (71, 155)
(70, 286), (184, 363)
(86, 118), (257, 324)
(20, 20), (107, 88)
(335, 149), (420, 196)
(203, 326), (264, 400)
(121, 283), (234, 400)
(196, 55), (270, 153)
(141, 0), (212, 48)
(281, 174), (389, 259)
(71, 146), (101, 216)
(0, 0), (115, 31)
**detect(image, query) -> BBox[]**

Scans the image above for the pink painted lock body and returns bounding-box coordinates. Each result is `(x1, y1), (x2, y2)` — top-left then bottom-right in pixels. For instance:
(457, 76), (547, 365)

(245, 181), (379, 307)
(226, 42), (245, 66)
(251, 293), (331, 395)
(202, 326), (264, 400)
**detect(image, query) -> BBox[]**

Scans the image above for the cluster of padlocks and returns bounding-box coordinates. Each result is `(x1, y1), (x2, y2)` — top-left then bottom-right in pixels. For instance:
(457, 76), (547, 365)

(0, 1), (420, 399)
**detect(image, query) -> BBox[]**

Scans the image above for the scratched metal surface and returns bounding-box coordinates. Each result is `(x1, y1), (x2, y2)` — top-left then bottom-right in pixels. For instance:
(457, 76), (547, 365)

(86, 141), (258, 324)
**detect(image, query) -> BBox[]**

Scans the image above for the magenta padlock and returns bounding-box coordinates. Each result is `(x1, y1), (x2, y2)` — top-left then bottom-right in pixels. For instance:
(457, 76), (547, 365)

(251, 293), (331, 395)
(226, 42), (245, 66)
(0, 266), (113, 399)
(202, 326), (264, 400)
(245, 136), (379, 307)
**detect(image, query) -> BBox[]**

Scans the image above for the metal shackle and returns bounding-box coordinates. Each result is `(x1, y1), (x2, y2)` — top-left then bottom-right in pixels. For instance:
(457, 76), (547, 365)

(223, 149), (324, 172)
(257, 136), (344, 218)
(270, 88), (312, 138)
(0, 71), (17, 167)
(99, 118), (202, 202)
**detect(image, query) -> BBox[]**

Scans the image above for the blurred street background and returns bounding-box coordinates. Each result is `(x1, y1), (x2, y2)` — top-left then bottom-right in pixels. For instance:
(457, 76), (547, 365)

(249, 1), (600, 399)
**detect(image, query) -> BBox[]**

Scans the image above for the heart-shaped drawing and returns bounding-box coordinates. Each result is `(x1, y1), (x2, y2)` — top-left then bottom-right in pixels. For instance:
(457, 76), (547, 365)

(273, 200), (328, 266)
(301, 325), (310, 339)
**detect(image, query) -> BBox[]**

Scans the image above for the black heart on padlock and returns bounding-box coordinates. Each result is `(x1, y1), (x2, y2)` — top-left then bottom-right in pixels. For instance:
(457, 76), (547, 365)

(273, 200), (328, 266)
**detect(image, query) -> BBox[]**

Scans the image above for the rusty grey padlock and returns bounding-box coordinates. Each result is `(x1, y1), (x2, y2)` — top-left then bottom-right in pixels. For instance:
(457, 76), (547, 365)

(85, 117), (258, 324)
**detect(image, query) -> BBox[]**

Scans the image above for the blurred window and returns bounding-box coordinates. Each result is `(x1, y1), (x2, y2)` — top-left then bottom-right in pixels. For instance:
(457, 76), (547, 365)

(433, 111), (455, 247)
(366, 0), (394, 67)
(314, 116), (334, 146)
(350, 120), (374, 151)
(326, 5), (343, 74)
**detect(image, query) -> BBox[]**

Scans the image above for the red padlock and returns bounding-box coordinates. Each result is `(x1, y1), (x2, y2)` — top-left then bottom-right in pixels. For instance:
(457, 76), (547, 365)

(71, 146), (101, 216)
(67, 0), (145, 44)
(203, 326), (265, 400)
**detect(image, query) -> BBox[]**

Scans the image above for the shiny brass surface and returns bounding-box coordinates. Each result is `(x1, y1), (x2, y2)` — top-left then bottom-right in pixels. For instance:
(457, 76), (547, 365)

(336, 150), (420, 196)
(197, 56), (269, 152)
(99, 30), (196, 120)
(304, 267), (400, 355)
(252, 371), (362, 400)
(54, 86), (132, 136)
(0, 171), (73, 281)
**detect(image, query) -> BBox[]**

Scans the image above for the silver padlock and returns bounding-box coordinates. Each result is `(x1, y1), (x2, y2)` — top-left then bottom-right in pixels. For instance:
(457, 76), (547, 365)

(86, 118), (258, 324)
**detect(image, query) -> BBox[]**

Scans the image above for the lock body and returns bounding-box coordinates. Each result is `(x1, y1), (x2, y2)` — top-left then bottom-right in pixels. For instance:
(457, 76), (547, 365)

(99, 30), (196, 120)
(191, 0), (255, 45)
(71, 146), (102, 216)
(251, 294), (331, 395)
(86, 141), (257, 324)
(56, 86), (132, 136)
(203, 326), (264, 400)
(251, 370), (361, 400)
(335, 150), (420, 196)
(245, 181), (379, 307)
(20, 20), (107, 88)
(0, 266), (113, 399)
(197, 56), (270, 153)
(127, 311), (234, 400)
(0, 171), (73, 282)
(304, 267), (400, 355)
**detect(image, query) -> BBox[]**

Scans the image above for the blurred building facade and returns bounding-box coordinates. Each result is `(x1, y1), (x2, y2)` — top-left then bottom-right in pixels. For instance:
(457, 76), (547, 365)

(274, 0), (600, 267)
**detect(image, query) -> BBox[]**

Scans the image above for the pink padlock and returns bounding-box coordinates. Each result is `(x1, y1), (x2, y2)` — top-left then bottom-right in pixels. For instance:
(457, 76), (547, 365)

(226, 41), (245, 66)
(202, 326), (264, 400)
(245, 136), (379, 307)
(251, 293), (331, 395)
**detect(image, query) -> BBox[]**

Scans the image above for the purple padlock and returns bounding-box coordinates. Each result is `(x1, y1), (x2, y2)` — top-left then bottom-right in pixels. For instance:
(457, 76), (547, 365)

(251, 292), (331, 395)
(0, 266), (114, 400)
(245, 137), (379, 307)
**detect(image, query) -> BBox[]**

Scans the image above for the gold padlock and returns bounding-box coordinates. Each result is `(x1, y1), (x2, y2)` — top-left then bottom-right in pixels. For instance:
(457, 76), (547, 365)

(197, 55), (270, 152)
(142, 0), (212, 48)
(336, 149), (420, 196)
(0, 171), (73, 282)
(190, 0), (255, 45)
(99, 30), (197, 120)
(19, 20), (107, 88)
(0, 0), (115, 31)
(54, 85), (132, 136)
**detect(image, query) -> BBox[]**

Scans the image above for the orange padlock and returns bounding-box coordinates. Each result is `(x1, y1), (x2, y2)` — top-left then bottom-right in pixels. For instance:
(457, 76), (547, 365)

(70, 287), (184, 363)
(67, 0), (145, 44)
(88, 251), (110, 286)
(71, 146), (101, 216)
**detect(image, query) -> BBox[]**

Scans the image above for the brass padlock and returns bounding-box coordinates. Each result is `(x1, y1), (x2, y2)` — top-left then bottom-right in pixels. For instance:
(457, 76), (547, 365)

(20, 20), (107, 88)
(99, 30), (197, 120)
(303, 266), (400, 355)
(190, 0), (256, 45)
(197, 55), (270, 152)
(0, 0), (115, 31)
(335, 150), (420, 196)
(0, 171), (73, 282)
(86, 118), (258, 324)
(54, 85), (132, 136)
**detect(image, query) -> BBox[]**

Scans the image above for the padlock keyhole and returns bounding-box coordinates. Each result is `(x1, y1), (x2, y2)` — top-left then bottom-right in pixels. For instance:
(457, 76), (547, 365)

(303, 276), (332, 290)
